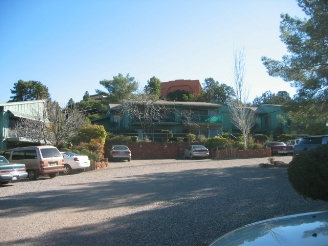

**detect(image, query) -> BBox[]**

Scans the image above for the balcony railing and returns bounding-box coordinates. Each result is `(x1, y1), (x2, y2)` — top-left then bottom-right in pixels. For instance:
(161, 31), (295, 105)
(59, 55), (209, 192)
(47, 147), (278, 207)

(181, 115), (222, 124)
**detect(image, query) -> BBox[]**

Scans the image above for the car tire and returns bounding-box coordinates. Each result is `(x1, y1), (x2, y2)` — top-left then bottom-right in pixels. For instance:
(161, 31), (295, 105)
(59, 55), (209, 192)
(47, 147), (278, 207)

(128, 158), (131, 162)
(190, 154), (193, 159)
(49, 172), (58, 178)
(1, 181), (10, 184)
(63, 164), (72, 175)
(28, 170), (39, 180)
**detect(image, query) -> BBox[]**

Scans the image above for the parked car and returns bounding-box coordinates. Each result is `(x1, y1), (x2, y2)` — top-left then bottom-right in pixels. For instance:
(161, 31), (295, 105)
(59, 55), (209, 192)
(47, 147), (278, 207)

(0, 155), (28, 184)
(210, 210), (328, 246)
(2, 146), (65, 180)
(286, 139), (301, 146)
(60, 152), (90, 175)
(263, 142), (294, 156)
(293, 135), (328, 157)
(183, 145), (209, 159)
(110, 145), (131, 162)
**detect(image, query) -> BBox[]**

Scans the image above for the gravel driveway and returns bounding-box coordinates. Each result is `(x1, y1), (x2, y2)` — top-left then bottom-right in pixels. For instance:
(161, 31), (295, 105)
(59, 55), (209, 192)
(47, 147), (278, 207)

(1, 156), (328, 246)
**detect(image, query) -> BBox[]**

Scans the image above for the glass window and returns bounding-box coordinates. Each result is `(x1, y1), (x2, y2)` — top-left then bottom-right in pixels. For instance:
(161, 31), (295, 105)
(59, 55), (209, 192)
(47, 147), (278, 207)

(40, 148), (61, 158)
(12, 151), (25, 160)
(24, 150), (37, 159)
(2, 151), (11, 160)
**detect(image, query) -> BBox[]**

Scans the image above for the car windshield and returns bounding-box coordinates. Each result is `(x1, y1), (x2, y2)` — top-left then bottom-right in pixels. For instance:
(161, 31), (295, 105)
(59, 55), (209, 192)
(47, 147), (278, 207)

(0, 156), (10, 164)
(270, 142), (285, 146)
(63, 152), (78, 157)
(192, 145), (206, 149)
(113, 146), (129, 150)
(299, 137), (325, 145)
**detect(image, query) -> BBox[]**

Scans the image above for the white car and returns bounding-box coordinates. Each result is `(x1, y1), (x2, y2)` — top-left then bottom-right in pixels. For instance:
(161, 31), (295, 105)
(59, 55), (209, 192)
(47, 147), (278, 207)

(61, 152), (90, 174)
(183, 145), (209, 159)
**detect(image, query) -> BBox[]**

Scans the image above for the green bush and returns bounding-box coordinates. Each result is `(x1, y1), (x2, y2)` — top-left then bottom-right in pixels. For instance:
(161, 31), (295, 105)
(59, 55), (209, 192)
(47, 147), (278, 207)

(197, 134), (207, 142)
(177, 137), (184, 142)
(206, 137), (227, 149)
(232, 141), (246, 150)
(253, 134), (268, 142)
(288, 145), (328, 201)
(278, 134), (297, 142)
(250, 143), (263, 149)
(186, 133), (196, 142)
(107, 134), (134, 143)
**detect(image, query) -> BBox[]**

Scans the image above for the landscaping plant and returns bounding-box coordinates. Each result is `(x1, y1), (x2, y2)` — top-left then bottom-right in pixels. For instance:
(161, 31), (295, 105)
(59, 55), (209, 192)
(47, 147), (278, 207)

(288, 145), (328, 201)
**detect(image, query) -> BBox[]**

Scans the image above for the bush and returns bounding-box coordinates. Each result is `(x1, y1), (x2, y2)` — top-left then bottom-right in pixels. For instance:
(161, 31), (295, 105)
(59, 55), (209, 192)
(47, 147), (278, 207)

(73, 138), (104, 161)
(197, 134), (206, 142)
(107, 134), (135, 143)
(278, 134), (297, 142)
(250, 143), (263, 149)
(186, 133), (196, 142)
(253, 134), (268, 142)
(206, 137), (227, 149)
(232, 141), (246, 150)
(288, 145), (328, 201)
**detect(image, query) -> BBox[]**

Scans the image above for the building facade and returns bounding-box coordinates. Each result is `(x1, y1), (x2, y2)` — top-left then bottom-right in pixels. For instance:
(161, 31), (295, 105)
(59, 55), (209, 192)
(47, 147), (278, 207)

(0, 100), (46, 150)
(160, 79), (202, 98)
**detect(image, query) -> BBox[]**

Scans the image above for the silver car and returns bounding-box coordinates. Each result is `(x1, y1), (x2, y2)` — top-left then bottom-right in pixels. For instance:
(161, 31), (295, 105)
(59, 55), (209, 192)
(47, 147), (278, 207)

(0, 155), (28, 184)
(183, 145), (209, 159)
(110, 145), (131, 162)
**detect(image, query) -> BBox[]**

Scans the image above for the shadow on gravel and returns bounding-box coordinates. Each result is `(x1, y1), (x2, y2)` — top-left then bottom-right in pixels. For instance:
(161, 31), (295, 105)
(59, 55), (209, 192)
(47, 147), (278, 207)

(1, 165), (328, 245)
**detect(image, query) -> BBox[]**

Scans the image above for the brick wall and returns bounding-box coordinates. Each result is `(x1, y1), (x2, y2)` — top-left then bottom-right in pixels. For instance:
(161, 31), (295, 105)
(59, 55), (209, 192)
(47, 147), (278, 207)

(105, 142), (271, 160)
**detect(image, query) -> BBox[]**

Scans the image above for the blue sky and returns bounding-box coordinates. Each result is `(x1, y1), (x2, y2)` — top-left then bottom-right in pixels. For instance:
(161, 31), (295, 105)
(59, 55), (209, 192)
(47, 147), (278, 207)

(0, 0), (305, 104)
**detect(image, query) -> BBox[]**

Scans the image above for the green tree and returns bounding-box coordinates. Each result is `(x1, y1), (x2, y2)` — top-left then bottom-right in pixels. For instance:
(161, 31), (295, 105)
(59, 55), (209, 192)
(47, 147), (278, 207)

(75, 98), (108, 120)
(201, 78), (235, 104)
(166, 90), (191, 101)
(252, 90), (292, 106)
(262, 0), (328, 125)
(83, 91), (90, 101)
(67, 98), (75, 107)
(97, 73), (138, 103)
(144, 76), (161, 99)
(9, 80), (50, 102)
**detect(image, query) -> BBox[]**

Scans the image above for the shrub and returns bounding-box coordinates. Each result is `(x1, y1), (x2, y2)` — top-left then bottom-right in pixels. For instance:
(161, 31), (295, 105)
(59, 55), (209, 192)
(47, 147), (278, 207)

(73, 138), (104, 161)
(232, 141), (246, 150)
(186, 133), (196, 142)
(206, 137), (227, 149)
(197, 134), (206, 142)
(250, 143), (263, 149)
(288, 145), (328, 201)
(278, 134), (297, 142)
(107, 134), (134, 143)
(77, 124), (107, 144)
(253, 134), (268, 142)
(177, 137), (184, 142)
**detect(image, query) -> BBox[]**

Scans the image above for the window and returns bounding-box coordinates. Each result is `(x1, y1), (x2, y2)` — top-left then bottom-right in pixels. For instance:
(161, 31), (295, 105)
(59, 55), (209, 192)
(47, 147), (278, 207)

(12, 151), (25, 160)
(40, 148), (61, 158)
(25, 150), (37, 159)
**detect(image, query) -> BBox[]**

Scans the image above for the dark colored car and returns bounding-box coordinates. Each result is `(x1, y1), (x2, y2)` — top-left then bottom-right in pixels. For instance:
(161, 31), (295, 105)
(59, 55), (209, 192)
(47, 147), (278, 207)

(293, 135), (328, 157)
(263, 142), (294, 156)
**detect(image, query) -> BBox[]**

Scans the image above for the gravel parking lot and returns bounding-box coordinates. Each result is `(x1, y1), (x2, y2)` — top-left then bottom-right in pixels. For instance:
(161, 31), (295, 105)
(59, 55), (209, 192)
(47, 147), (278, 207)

(1, 156), (328, 246)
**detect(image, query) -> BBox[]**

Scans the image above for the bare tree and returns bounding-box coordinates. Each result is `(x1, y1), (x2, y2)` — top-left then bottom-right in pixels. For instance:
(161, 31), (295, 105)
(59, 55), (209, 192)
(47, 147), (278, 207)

(14, 100), (86, 146)
(229, 48), (256, 147)
(180, 108), (200, 133)
(121, 96), (172, 140)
